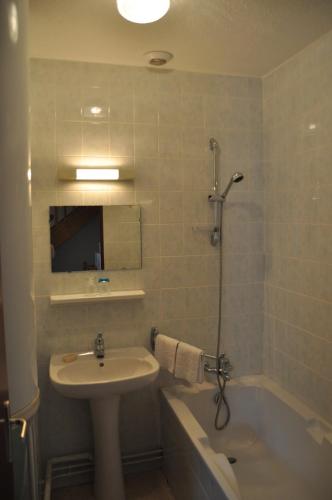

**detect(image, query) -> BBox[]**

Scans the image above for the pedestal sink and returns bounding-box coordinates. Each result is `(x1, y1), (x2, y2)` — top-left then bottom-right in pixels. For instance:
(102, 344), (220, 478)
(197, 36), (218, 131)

(50, 347), (160, 500)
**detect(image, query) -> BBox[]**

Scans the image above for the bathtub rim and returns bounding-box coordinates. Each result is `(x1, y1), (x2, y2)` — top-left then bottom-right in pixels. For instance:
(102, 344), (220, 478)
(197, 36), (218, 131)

(163, 375), (332, 442)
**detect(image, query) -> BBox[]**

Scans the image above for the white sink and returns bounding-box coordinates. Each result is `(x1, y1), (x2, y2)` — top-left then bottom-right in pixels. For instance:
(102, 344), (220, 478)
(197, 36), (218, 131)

(50, 347), (159, 399)
(49, 346), (159, 500)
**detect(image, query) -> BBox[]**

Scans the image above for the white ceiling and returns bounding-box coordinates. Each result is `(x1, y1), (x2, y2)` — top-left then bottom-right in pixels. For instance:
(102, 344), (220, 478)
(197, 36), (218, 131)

(29, 0), (332, 76)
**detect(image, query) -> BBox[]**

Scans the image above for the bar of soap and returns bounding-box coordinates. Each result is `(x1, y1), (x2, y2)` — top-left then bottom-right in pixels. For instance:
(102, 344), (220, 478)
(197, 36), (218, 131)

(62, 353), (78, 363)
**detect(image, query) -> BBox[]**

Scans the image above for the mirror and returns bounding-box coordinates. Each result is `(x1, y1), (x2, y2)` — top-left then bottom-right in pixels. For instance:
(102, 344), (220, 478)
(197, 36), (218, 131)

(49, 205), (142, 272)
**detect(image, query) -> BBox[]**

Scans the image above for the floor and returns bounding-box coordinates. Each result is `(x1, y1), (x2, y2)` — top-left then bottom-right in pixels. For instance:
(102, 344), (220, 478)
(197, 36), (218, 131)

(52, 470), (175, 500)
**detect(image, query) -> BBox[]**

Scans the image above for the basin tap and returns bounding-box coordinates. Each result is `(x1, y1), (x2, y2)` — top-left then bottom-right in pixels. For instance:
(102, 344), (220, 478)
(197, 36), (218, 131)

(94, 333), (105, 359)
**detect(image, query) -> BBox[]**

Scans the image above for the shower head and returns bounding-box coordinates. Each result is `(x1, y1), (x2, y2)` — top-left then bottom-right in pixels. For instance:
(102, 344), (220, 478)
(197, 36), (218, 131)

(221, 172), (244, 199)
(232, 172), (244, 183)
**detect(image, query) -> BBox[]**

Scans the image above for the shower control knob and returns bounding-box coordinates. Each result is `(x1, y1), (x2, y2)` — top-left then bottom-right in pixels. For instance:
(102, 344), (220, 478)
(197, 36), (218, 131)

(218, 354), (233, 374)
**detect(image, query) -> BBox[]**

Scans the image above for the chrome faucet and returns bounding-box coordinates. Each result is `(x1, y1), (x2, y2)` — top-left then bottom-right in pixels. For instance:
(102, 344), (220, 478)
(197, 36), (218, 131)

(204, 353), (233, 381)
(94, 333), (105, 359)
(218, 353), (233, 381)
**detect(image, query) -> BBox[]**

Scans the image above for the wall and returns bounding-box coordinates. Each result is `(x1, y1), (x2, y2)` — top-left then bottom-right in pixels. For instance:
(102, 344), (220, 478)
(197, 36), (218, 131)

(263, 30), (332, 422)
(30, 59), (264, 467)
(0, 0), (37, 415)
(103, 205), (141, 270)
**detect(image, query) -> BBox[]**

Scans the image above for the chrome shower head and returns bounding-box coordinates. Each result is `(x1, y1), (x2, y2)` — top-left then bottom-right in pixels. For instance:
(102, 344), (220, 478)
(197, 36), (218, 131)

(232, 172), (244, 183)
(221, 172), (244, 199)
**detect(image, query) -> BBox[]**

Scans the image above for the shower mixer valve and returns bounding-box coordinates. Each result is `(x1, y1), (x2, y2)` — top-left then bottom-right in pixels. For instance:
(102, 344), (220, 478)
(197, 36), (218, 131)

(204, 353), (233, 381)
(218, 353), (233, 381)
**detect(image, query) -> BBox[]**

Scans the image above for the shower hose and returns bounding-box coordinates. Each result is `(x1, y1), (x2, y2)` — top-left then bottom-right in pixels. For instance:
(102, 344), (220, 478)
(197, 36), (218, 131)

(214, 202), (231, 431)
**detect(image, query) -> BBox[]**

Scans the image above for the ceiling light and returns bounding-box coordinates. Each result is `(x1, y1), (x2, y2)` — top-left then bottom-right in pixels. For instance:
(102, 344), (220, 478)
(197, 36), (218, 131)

(117, 0), (170, 24)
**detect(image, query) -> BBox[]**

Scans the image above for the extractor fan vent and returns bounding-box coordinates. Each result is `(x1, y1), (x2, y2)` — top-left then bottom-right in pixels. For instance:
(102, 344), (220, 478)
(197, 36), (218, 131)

(144, 51), (173, 66)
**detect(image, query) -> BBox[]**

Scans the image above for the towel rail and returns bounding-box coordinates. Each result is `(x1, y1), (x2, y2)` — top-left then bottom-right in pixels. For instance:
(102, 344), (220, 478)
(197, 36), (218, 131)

(150, 326), (217, 361)
(149, 326), (233, 379)
(150, 326), (159, 351)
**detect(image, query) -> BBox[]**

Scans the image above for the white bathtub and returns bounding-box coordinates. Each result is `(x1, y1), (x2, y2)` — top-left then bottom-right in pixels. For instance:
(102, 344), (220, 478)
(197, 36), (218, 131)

(161, 375), (332, 500)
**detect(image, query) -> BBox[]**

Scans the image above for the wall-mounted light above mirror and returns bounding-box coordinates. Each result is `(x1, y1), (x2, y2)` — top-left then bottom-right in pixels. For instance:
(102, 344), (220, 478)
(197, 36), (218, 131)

(58, 166), (134, 181)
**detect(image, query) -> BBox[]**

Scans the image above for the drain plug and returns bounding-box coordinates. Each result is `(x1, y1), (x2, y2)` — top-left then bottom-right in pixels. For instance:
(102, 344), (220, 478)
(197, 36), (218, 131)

(228, 457), (237, 464)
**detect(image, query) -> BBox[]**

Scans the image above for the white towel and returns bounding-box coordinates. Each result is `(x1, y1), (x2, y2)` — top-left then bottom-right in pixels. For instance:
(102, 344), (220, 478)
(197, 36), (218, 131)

(174, 342), (204, 384)
(155, 334), (179, 373)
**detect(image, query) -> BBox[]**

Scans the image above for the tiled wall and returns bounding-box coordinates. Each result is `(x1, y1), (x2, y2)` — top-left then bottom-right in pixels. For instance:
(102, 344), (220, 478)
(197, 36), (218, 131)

(30, 59), (264, 467)
(103, 205), (141, 270)
(263, 30), (332, 422)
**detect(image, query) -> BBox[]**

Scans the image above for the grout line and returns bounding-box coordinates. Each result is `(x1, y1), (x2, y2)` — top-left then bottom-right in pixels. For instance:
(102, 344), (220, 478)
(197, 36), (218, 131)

(263, 312), (332, 345)
(265, 283), (332, 306)
(273, 347), (332, 384)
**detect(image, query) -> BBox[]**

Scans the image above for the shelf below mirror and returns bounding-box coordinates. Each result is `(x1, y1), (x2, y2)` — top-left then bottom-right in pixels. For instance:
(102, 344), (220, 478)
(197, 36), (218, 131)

(50, 289), (146, 305)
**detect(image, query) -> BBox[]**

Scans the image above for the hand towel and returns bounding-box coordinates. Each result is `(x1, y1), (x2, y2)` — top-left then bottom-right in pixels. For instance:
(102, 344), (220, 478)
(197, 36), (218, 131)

(174, 342), (204, 384)
(155, 334), (179, 373)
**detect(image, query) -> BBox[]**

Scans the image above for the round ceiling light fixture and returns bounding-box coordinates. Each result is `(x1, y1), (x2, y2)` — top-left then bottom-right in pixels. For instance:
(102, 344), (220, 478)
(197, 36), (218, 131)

(117, 0), (170, 24)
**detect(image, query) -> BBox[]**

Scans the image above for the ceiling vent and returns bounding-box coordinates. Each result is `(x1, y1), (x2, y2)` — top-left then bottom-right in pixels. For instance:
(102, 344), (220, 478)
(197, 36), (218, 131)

(144, 51), (173, 66)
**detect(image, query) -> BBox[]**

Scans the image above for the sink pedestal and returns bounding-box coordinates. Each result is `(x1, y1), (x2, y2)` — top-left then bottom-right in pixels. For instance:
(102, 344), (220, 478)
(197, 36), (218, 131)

(90, 396), (125, 500)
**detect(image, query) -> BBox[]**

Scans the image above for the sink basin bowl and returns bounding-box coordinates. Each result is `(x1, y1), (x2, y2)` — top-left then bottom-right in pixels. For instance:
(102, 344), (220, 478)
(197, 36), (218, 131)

(50, 346), (160, 399)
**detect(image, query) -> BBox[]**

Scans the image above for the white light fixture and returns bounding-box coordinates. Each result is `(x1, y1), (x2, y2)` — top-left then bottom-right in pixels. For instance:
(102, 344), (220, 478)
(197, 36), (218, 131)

(58, 165), (135, 181)
(76, 168), (119, 180)
(117, 0), (170, 24)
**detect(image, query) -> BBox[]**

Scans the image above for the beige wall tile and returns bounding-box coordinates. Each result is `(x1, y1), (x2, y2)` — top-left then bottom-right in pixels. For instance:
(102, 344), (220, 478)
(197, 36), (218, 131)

(82, 122), (109, 156)
(161, 288), (186, 320)
(56, 121), (82, 157)
(160, 191), (183, 224)
(110, 123), (134, 157)
(160, 225), (184, 257)
(134, 124), (158, 157)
